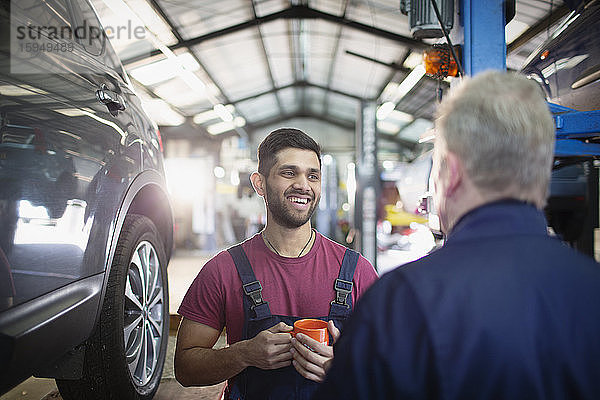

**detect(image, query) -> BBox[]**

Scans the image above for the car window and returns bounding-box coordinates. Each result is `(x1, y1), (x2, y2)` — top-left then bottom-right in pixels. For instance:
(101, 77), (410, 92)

(13, 0), (72, 33)
(69, 0), (126, 79)
(69, 0), (105, 57)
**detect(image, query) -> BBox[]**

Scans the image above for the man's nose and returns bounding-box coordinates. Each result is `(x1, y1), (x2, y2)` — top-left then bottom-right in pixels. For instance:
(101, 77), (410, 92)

(292, 174), (311, 191)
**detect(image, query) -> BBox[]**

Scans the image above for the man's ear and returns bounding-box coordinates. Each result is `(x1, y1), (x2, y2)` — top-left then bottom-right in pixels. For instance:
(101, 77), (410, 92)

(250, 172), (265, 197)
(445, 151), (464, 197)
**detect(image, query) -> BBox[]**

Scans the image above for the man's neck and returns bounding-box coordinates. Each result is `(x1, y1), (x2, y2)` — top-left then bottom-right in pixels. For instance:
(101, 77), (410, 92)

(445, 184), (537, 234)
(262, 223), (314, 258)
(443, 178), (487, 234)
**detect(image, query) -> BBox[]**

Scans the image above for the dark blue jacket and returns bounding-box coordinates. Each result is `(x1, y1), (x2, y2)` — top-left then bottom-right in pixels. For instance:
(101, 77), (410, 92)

(314, 201), (600, 399)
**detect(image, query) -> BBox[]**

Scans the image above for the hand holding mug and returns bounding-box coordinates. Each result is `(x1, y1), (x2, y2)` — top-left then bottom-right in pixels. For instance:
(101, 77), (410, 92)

(290, 320), (340, 382)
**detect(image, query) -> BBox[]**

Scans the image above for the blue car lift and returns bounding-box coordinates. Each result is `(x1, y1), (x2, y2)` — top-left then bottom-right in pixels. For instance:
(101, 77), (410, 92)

(460, 0), (600, 158)
(459, 0), (599, 254)
(549, 104), (600, 157)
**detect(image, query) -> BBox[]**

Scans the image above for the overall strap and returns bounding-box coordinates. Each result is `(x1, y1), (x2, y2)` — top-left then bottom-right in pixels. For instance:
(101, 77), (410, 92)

(227, 244), (272, 321)
(328, 248), (359, 320)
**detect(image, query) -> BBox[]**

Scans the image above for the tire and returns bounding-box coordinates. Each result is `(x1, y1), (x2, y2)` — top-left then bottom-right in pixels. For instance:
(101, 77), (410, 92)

(57, 214), (169, 400)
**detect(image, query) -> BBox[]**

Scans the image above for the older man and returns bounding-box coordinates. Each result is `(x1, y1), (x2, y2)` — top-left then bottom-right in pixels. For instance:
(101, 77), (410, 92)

(313, 71), (600, 399)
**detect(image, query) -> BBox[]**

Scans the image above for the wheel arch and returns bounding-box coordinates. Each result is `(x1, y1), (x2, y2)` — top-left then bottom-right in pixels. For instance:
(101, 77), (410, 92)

(96, 170), (173, 327)
(127, 180), (174, 262)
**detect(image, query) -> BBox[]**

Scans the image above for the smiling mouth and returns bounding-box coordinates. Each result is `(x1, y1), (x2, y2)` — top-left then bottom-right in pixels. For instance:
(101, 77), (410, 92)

(288, 196), (309, 205)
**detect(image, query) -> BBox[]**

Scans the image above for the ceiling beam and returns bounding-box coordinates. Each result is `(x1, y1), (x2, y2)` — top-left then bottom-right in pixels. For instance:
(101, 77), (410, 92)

(144, 0), (229, 103)
(144, 0), (249, 136)
(147, 0), (184, 42)
(289, 17), (307, 111)
(246, 110), (355, 132)
(306, 81), (363, 100)
(250, 0), (285, 116)
(507, 4), (571, 54)
(284, 5), (427, 49)
(375, 49), (411, 100)
(323, 0), (350, 115)
(229, 83), (296, 105)
(346, 49), (412, 74)
(122, 5), (427, 65)
(245, 110), (418, 150)
(346, 49), (449, 90)
(229, 80), (364, 106)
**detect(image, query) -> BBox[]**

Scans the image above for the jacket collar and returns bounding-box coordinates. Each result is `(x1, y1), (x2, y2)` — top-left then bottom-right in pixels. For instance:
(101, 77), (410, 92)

(446, 199), (549, 244)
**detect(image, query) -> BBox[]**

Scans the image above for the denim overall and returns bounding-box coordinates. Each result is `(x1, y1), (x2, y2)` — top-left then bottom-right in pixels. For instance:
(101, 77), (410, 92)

(225, 244), (359, 400)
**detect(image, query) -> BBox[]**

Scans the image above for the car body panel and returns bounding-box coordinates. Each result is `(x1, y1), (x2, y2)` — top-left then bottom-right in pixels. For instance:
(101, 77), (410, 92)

(521, 1), (600, 111)
(0, 0), (173, 393)
(0, 273), (103, 388)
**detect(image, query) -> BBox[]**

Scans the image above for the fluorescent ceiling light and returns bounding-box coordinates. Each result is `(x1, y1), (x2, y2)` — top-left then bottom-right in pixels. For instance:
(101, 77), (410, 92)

(233, 116), (246, 127)
(103, 0), (209, 101)
(379, 82), (399, 102)
(141, 98), (184, 126)
(392, 65), (426, 103)
(193, 110), (217, 124)
(389, 109), (414, 123)
(214, 104), (233, 122)
(130, 52), (200, 86)
(123, 0), (177, 44)
(207, 121), (236, 135)
(403, 52), (424, 69)
(130, 59), (175, 86)
(193, 105), (235, 124)
(176, 52), (200, 71)
(102, 0), (176, 45)
(376, 102), (396, 120)
(377, 120), (401, 135)
(505, 20), (529, 45)
(207, 115), (246, 134)
(153, 78), (206, 107)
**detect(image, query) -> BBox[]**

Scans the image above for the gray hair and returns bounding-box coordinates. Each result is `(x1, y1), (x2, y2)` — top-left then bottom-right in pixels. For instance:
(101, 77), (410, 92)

(435, 70), (555, 207)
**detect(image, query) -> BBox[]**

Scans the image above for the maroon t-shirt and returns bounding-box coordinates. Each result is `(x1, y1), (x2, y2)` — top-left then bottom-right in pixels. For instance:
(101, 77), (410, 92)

(178, 231), (378, 344)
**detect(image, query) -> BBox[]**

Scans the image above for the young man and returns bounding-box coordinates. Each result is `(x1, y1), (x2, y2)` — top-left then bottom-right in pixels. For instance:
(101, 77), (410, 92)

(314, 71), (600, 399)
(175, 128), (378, 400)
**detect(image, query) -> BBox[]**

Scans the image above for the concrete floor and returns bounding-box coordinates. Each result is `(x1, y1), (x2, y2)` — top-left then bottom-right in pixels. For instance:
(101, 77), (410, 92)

(0, 331), (227, 400)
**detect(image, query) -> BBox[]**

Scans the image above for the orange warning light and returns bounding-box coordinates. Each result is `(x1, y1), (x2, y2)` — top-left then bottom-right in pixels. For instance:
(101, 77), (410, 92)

(423, 45), (458, 78)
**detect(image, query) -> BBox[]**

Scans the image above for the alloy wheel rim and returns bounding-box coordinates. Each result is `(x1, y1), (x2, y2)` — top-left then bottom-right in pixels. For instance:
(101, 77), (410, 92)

(123, 240), (164, 386)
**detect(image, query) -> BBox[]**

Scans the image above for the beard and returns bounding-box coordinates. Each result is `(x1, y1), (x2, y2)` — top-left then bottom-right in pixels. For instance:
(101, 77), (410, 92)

(265, 183), (320, 229)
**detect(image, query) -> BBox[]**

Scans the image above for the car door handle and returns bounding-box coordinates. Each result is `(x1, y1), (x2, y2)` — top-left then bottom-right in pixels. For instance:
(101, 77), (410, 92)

(96, 84), (126, 116)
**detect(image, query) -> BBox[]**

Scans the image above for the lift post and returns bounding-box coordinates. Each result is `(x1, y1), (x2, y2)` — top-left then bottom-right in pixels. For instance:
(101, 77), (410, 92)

(460, 0), (507, 74)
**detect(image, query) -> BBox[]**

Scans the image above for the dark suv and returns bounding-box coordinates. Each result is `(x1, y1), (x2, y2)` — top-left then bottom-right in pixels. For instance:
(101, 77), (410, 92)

(0, 1), (173, 399)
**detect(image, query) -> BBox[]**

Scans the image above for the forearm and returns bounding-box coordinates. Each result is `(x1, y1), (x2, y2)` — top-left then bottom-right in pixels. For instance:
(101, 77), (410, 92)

(175, 340), (249, 386)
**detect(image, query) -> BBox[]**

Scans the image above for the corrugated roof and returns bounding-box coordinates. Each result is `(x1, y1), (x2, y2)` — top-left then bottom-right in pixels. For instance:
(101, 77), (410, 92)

(91, 0), (570, 150)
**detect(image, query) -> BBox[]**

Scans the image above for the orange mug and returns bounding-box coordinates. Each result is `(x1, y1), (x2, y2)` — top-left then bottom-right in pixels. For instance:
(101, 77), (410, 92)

(292, 319), (329, 345)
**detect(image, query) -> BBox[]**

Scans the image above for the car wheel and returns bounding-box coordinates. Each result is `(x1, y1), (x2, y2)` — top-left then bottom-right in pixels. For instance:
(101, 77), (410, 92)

(57, 214), (169, 400)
